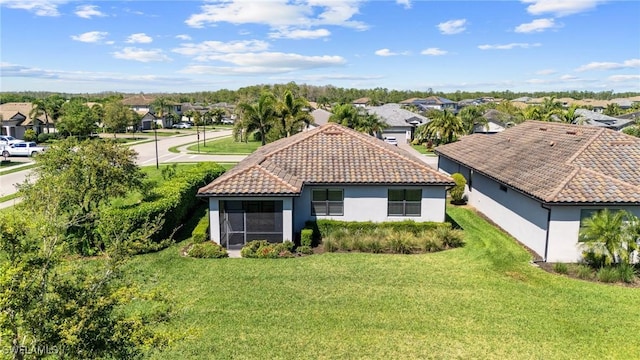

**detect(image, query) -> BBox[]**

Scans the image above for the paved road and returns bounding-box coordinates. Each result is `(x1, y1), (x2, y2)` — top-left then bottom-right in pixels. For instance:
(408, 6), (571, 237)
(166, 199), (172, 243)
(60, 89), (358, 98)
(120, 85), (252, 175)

(0, 129), (241, 201)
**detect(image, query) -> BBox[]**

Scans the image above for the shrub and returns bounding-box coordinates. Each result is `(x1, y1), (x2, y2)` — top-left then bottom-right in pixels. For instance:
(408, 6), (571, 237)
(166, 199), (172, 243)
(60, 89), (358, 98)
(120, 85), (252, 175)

(575, 264), (593, 279)
(553, 263), (568, 274)
(255, 244), (279, 259)
(300, 229), (313, 247)
(575, 264), (593, 280)
(307, 219), (446, 240)
(23, 129), (37, 142)
(449, 173), (467, 204)
(420, 236), (443, 252)
(191, 210), (210, 244)
(322, 238), (337, 252)
(596, 267), (620, 283)
(99, 162), (226, 253)
(296, 245), (314, 255)
(617, 263), (636, 283)
(582, 250), (607, 269)
(433, 226), (465, 248)
(240, 240), (269, 258)
(274, 241), (295, 253)
(188, 242), (228, 258)
(363, 236), (384, 253)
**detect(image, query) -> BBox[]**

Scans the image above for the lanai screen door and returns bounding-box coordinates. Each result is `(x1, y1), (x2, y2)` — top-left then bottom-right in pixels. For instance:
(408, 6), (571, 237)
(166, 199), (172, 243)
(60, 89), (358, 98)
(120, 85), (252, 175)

(220, 200), (283, 248)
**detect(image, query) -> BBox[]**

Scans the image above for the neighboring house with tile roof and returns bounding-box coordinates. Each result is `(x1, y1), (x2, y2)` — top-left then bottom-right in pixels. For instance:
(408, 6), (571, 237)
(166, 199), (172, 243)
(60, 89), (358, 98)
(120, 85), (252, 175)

(305, 108), (332, 130)
(352, 97), (370, 107)
(366, 103), (429, 143)
(0, 102), (48, 139)
(198, 123), (454, 248)
(435, 120), (640, 262)
(121, 94), (182, 129)
(472, 109), (515, 134)
(575, 109), (635, 130)
(416, 96), (457, 112)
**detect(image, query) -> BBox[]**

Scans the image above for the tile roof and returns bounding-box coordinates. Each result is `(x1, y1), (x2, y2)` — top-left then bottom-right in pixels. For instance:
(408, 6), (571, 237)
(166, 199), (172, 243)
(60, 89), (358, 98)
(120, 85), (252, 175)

(366, 103), (428, 127)
(198, 123), (453, 196)
(435, 120), (640, 204)
(0, 102), (48, 126)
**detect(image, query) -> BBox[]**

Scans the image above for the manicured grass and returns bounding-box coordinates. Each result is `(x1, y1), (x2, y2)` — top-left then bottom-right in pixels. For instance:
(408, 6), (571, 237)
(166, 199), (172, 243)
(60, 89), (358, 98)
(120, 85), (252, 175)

(411, 144), (437, 156)
(0, 163), (38, 176)
(125, 206), (640, 359)
(185, 136), (261, 154)
(0, 192), (20, 204)
(0, 160), (22, 169)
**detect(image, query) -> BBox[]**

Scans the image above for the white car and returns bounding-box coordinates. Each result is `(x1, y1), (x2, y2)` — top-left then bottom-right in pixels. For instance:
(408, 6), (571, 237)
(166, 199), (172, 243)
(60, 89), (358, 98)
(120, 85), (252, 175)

(172, 122), (192, 129)
(0, 135), (25, 146)
(384, 136), (398, 146)
(2, 142), (46, 157)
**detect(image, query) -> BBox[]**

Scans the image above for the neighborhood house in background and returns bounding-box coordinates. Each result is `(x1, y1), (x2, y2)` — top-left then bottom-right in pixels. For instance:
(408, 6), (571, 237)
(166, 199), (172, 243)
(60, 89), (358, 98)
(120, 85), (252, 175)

(197, 122), (454, 248)
(436, 121), (640, 263)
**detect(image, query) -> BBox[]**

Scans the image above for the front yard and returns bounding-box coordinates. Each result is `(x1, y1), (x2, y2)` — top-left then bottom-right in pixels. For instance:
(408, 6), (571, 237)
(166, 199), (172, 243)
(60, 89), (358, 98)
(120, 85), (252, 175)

(127, 206), (640, 359)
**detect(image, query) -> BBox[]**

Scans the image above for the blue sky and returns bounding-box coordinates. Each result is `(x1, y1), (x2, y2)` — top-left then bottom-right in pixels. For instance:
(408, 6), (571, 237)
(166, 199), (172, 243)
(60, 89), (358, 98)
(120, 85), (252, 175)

(1, 0), (639, 94)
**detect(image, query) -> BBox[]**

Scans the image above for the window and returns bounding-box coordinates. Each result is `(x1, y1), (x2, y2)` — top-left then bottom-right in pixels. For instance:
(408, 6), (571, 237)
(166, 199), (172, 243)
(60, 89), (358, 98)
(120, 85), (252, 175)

(311, 189), (343, 216)
(388, 189), (421, 216)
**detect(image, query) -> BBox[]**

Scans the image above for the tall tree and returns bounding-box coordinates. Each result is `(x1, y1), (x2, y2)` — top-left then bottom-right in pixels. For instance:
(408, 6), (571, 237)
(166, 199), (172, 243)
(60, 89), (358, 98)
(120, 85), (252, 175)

(417, 109), (464, 145)
(56, 99), (98, 138)
(557, 105), (582, 124)
(276, 90), (313, 137)
(329, 104), (360, 128)
(29, 95), (64, 133)
(103, 101), (135, 137)
(459, 106), (487, 134)
(355, 112), (388, 137)
(237, 92), (277, 145)
(151, 97), (172, 128)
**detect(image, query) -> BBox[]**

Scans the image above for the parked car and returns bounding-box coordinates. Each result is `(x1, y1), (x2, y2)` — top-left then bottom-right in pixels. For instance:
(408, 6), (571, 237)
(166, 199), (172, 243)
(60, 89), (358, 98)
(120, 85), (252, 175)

(172, 122), (192, 129)
(1, 142), (46, 157)
(221, 118), (234, 125)
(384, 136), (398, 146)
(0, 135), (25, 146)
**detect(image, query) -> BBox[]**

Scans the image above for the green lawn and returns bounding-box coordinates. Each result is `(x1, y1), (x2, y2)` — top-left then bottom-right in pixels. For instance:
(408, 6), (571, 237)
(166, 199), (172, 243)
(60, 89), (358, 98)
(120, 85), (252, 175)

(126, 206), (640, 359)
(411, 144), (437, 156)
(185, 136), (261, 154)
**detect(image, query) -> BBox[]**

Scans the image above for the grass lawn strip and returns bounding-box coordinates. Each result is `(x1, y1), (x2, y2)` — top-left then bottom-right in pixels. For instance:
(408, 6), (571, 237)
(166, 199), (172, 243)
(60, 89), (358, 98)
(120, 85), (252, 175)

(0, 163), (38, 176)
(123, 206), (639, 359)
(184, 136), (261, 154)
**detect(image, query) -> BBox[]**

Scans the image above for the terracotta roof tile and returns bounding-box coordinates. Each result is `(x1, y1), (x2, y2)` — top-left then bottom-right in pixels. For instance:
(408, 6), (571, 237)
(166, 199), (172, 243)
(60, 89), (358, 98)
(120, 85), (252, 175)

(198, 123), (453, 196)
(435, 120), (640, 204)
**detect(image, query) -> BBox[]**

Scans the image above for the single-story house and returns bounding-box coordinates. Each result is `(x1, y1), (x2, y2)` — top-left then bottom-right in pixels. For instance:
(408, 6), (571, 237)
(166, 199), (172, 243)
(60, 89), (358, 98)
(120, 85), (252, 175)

(435, 120), (640, 263)
(304, 108), (332, 131)
(575, 108), (635, 131)
(366, 103), (429, 143)
(473, 109), (515, 134)
(416, 96), (457, 112)
(198, 122), (454, 248)
(0, 102), (48, 139)
(352, 97), (371, 108)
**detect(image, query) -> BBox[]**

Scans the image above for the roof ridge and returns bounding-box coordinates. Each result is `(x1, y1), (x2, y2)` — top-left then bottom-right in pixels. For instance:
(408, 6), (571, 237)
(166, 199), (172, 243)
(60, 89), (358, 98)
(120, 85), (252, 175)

(545, 166), (580, 202)
(564, 127), (605, 165)
(255, 164), (300, 193)
(582, 167), (640, 191)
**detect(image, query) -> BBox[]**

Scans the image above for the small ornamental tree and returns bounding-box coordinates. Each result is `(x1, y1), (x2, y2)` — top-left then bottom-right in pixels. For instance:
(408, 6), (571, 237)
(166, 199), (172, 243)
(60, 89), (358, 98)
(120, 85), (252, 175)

(449, 173), (467, 205)
(579, 209), (639, 266)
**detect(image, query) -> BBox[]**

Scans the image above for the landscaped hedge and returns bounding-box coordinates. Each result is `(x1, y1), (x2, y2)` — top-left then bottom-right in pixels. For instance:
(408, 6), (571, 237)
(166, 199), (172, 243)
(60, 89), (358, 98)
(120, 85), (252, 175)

(191, 209), (210, 244)
(99, 162), (225, 252)
(305, 219), (448, 243)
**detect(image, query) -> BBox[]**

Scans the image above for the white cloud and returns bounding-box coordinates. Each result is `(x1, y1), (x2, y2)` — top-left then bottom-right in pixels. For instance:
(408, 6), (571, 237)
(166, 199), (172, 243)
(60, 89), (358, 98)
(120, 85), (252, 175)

(514, 18), (557, 33)
(396, 0), (411, 9)
(608, 74), (640, 82)
(126, 33), (153, 44)
(185, 0), (367, 30)
(71, 31), (109, 43)
(176, 34), (192, 41)
(173, 40), (271, 59)
(478, 42), (541, 50)
(0, 0), (66, 16)
(536, 69), (556, 75)
(522, 0), (605, 17)
(437, 19), (466, 35)
(421, 48), (447, 56)
(269, 28), (331, 39)
(113, 47), (172, 62)
(526, 78), (550, 84)
(75, 4), (106, 19)
(559, 74), (579, 81)
(375, 49), (396, 57)
(575, 59), (640, 72)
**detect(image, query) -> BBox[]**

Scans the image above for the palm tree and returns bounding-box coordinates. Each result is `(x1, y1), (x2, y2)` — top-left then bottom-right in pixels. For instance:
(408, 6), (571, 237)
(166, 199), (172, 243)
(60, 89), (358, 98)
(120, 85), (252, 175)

(329, 104), (360, 128)
(459, 106), (486, 134)
(521, 106), (543, 121)
(237, 92), (277, 145)
(557, 105), (582, 124)
(276, 90), (313, 137)
(540, 96), (562, 120)
(355, 113), (388, 137)
(604, 103), (622, 116)
(579, 209), (638, 266)
(418, 109), (464, 145)
(150, 97), (172, 128)
(30, 95), (64, 134)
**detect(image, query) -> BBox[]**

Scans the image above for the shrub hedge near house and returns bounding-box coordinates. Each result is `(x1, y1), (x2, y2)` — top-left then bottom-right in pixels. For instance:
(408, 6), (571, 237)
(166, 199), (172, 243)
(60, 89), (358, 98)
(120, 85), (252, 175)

(99, 162), (226, 253)
(305, 219), (448, 242)
(191, 210), (210, 244)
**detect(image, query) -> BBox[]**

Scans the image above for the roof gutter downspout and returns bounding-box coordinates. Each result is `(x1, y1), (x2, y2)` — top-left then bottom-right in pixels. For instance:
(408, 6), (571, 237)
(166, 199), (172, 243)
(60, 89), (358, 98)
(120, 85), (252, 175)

(537, 203), (552, 263)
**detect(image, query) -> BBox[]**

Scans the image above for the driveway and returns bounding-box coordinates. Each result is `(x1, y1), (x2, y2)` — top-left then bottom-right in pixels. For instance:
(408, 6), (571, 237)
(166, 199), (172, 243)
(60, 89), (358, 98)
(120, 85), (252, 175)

(398, 142), (438, 169)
